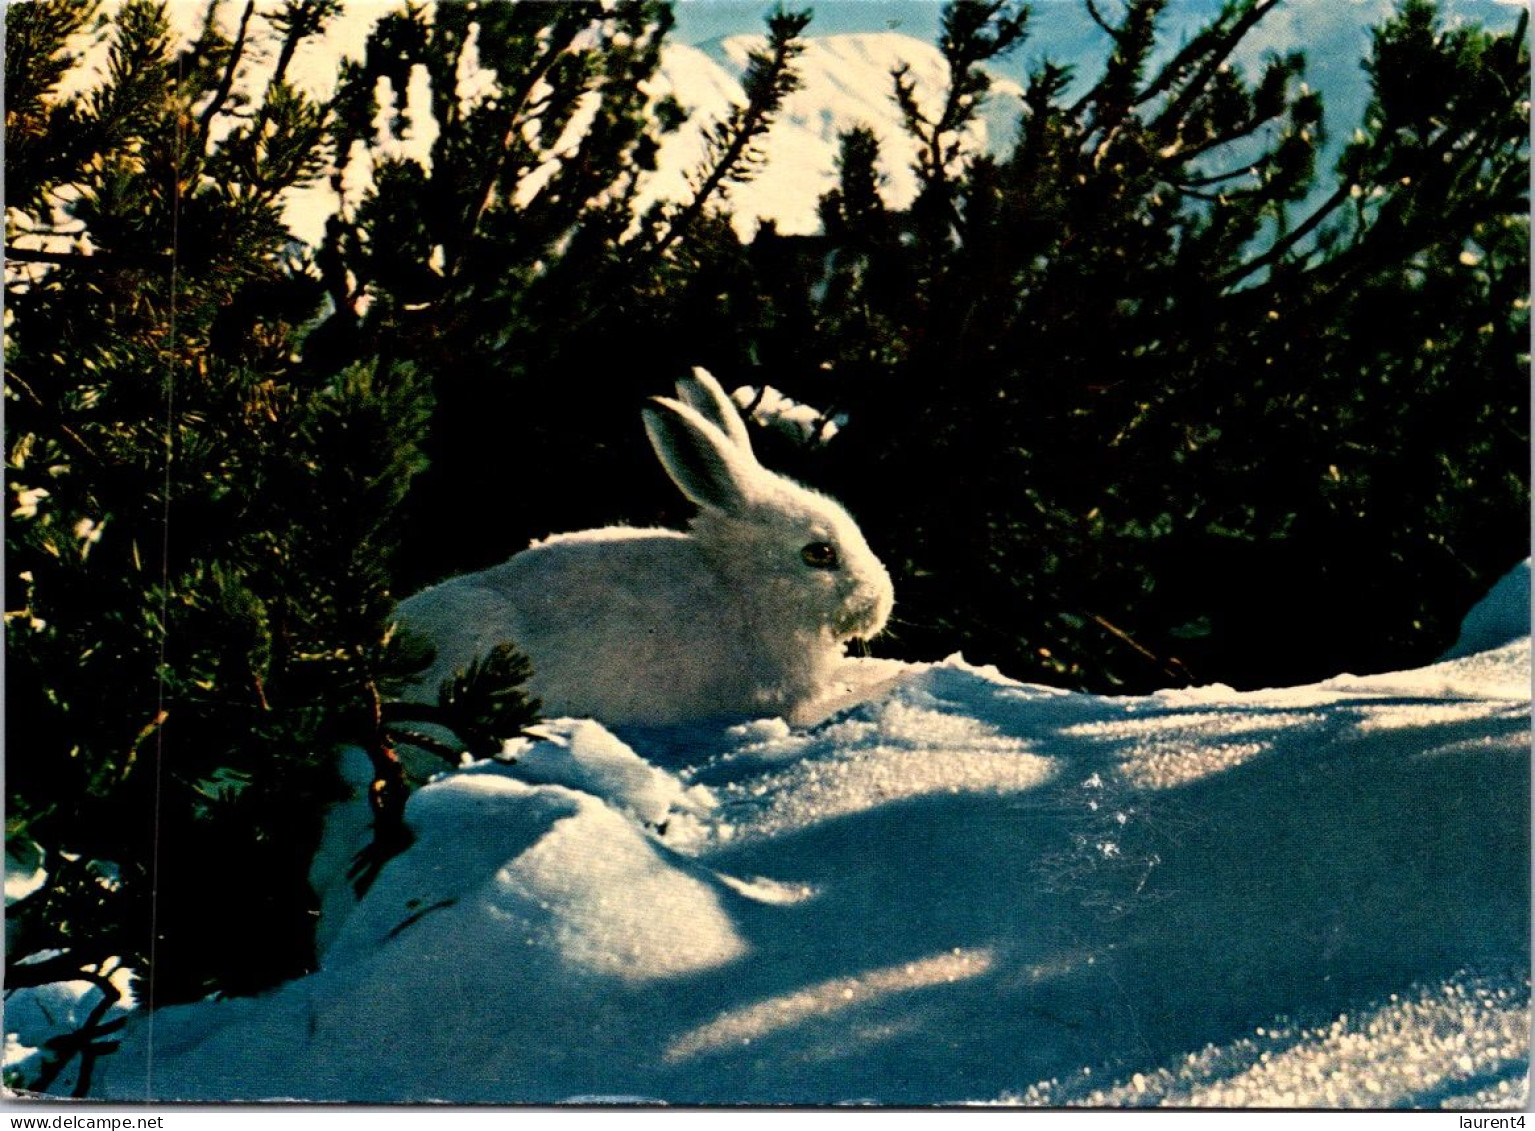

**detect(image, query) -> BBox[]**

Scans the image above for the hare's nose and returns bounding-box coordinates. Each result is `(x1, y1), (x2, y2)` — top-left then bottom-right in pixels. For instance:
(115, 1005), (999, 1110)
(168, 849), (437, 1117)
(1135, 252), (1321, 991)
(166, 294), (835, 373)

(856, 582), (894, 639)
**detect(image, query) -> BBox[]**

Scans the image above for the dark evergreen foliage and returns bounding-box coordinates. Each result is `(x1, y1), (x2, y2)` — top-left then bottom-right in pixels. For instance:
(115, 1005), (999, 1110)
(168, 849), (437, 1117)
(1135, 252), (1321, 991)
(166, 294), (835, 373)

(2, 0), (441, 1067)
(771, 0), (1528, 691)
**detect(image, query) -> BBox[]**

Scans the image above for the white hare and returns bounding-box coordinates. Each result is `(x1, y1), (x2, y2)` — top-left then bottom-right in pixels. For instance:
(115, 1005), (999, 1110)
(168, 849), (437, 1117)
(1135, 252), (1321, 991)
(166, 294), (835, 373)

(395, 368), (894, 725)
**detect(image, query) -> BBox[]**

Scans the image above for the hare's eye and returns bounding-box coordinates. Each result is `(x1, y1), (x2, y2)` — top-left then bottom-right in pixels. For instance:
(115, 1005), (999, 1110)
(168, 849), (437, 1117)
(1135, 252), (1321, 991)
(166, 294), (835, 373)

(801, 541), (839, 570)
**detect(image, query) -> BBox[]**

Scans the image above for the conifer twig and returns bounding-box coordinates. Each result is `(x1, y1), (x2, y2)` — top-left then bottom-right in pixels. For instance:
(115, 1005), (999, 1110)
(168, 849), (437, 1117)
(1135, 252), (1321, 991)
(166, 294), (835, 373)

(196, 0), (257, 136)
(648, 8), (811, 261)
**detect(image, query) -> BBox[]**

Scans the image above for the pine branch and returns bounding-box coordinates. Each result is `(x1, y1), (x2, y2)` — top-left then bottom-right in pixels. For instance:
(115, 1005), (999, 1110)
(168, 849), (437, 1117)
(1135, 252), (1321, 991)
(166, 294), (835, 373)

(1089, 611), (1192, 684)
(243, 0), (341, 166)
(896, 0), (1027, 251)
(432, 642), (541, 756)
(1069, 0), (1165, 126)
(196, 0), (256, 135)
(266, 0), (340, 90)
(451, 17), (589, 276)
(1149, 0), (1281, 139)
(377, 643), (540, 761)
(1157, 110), (1290, 167)
(4, 371), (106, 465)
(1301, 147), (1523, 301)
(1084, 0), (1120, 40)
(360, 681), (410, 856)
(1224, 185), (1350, 287)
(1173, 161), (1261, 188)
(1218, 81), (1518, 294)
(649, 8), (811, 260)
(382, 725), (466, 766)
(901, 0), (1028, 176)
(1128, 0), (1249, 108)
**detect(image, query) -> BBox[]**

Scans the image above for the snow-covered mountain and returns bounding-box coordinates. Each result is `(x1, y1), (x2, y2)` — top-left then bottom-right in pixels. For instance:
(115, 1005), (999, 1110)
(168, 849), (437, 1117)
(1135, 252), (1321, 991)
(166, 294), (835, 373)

(641, 32), (1025, 237)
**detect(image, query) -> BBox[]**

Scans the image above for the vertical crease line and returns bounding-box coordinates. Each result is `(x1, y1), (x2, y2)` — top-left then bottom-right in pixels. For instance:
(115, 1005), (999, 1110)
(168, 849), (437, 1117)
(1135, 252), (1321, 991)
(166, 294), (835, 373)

(145, 40), (185, 1106)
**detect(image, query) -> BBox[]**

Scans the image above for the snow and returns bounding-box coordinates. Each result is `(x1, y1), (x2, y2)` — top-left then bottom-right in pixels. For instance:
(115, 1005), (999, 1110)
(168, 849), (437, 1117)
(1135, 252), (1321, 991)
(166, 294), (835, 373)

(50, 562), (1528, 1107)
(731, 385), (847, 445)
(503, 719), (718, 833)
(4, 957), (136, 1095)
(1445, 559), (1532, 660)
(4, 841), (46, 909)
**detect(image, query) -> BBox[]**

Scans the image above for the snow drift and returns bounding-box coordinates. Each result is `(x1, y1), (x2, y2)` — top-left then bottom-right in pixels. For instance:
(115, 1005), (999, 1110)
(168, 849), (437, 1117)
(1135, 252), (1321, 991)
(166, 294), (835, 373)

(62, 563), (1528, 1106)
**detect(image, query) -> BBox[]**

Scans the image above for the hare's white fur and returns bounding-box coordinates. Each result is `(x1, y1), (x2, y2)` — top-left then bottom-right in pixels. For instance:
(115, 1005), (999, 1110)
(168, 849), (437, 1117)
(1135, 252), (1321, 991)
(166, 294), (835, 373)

(396, 368), (894, 725)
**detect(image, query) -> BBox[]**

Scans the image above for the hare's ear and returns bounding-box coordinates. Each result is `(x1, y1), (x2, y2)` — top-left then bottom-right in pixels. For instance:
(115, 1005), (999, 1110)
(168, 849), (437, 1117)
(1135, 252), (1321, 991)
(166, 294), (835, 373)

(674, 367), (755, 457)
(643, 396), (759, 512)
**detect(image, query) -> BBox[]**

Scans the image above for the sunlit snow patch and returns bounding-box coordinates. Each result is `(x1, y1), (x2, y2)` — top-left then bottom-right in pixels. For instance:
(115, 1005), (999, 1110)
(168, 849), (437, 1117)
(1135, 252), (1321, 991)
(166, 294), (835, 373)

(1012, 971), (1530, 1109)
(1063, 710), (1328, 789)
(713, 873), (819, 905)
(500, 718), (717, 839)
(709, 692), (1056, 842)
(665, 947), (996, 1062)
(326, 770), (745, 982)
